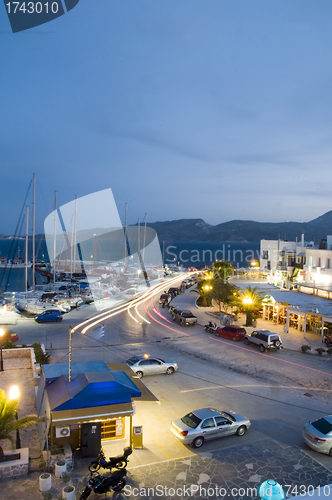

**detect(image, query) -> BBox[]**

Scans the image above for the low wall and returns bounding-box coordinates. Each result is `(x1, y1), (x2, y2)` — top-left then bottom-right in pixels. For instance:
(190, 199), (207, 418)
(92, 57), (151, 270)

(0, 448), (29, 479)
(2, 346), (39, 379)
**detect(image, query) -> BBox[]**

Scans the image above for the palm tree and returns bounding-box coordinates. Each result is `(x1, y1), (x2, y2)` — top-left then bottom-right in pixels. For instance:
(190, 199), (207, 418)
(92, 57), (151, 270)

(236, 286), (265, 327)
(0, 389), (39, 462)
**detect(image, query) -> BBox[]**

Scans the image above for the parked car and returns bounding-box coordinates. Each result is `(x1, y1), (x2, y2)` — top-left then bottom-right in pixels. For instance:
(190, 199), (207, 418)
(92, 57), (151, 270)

(172, 309), (198, 326)
(168, 287), (180, 297)
(168, 305), (181, 315)
(125, 355), (178, 378)
(0, 328), (19, 342)
(159, 293), (172, 305)
(171, 408), (251, 448)
(124, 288), (140, 300)
(34, 309), (63, 323)
(303, 415), (332, 456)
(215, 325), (246, 341)
(244, 329), (282, 352)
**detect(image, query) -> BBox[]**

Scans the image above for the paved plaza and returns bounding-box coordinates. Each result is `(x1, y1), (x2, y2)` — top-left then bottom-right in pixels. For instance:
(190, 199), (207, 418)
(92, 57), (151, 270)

(1, 437), (332, 499)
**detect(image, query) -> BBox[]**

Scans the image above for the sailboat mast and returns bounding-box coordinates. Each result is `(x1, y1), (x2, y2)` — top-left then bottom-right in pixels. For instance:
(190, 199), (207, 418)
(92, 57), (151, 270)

(143, 213), (147, 264)
(73, 195), (78, 274)
(124, 202), (127, 265)
(138, 218), (140, 260)
(25, 205), (29, 293)
(53, 191), (57, 290)
(70, 213), (74, 280)
(32, 173), (36, 292)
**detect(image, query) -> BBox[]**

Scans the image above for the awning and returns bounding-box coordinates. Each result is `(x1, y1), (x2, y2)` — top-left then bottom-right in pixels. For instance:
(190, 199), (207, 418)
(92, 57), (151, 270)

(296, 251), (305, 257)
(51, 402), (134, 426)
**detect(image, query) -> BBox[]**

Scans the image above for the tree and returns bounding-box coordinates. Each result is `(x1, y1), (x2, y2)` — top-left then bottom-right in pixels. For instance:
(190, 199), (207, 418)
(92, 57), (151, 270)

(0, 389), (39, 461)
(210, 279), (238, 313)
(211, 261), (234, 281)
(235, 286), (265, 326)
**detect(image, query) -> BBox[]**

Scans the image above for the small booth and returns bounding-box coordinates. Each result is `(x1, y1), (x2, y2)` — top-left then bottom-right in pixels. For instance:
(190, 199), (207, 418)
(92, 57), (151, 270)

(36, 361), (158, 455)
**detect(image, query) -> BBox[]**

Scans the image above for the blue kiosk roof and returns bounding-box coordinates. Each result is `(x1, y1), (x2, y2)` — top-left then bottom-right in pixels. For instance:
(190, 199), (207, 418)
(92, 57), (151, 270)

(44, 362), (141, 411)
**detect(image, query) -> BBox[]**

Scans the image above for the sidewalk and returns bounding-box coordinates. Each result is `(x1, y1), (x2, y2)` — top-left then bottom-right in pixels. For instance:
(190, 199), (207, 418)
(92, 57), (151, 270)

(170, 289), (326, 354)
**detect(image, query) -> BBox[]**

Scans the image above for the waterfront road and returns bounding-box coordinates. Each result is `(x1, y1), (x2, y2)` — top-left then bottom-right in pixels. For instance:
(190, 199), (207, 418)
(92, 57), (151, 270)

(2, 275), (332, 499)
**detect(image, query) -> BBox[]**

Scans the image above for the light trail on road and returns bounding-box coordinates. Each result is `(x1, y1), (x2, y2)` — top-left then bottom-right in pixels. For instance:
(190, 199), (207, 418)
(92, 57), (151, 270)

(72, 274), (192, 334)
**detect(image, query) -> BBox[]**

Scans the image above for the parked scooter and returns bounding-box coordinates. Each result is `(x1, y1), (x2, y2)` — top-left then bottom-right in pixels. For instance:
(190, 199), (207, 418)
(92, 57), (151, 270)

(324, 335), (332, 348)
(79, 469), (127, 499)
(88, 446), (132, 472)
(204, 321), (217, 334)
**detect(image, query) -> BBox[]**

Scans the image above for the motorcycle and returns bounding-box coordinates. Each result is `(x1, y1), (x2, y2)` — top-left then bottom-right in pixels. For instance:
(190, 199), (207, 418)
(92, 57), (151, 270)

(204, 322), (217, 334)
(324, 336), (332, 348)
(88, 446), (132, 472)
(79, 469), (127, 499)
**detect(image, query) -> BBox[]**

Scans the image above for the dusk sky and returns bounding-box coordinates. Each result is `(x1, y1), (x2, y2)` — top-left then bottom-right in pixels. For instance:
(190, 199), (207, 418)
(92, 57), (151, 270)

(1, 1), (332, 235)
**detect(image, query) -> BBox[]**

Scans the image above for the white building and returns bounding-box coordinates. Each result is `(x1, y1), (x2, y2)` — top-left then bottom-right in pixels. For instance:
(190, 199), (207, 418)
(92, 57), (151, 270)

(260, 235), (311, 287)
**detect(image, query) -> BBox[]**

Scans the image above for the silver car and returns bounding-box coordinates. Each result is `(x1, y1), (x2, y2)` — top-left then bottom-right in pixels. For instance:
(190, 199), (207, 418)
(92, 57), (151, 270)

(171, 408), (251, 448)
(303, 415), (332, 456)
(126, 355), (178, 378)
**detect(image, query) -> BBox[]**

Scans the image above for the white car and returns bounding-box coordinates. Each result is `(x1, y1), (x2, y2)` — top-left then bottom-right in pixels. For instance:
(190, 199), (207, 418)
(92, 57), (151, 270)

(303, 415), (332, 456)
(125, 355), (178, 378)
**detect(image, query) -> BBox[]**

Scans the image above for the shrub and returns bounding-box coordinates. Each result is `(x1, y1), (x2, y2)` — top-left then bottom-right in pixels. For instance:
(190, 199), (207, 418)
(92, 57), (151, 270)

(32, 343), (50, 365)
(301, 345), (311, 353)
(42, 492), (52, 500)
(38, 458), (46, 470)
(315, 347), (326, 356)
(2, 340), (16, 349)
(61, 471), (71, 483)
(326, 348), (332, 356)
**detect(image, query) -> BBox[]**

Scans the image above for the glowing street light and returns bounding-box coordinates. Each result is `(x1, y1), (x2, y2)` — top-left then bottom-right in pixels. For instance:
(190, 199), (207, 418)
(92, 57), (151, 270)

(204, 285), (212, 291)
(243, 296), (253, 306)
(0, 328), (4, 371)
(9, 385), (21, 449)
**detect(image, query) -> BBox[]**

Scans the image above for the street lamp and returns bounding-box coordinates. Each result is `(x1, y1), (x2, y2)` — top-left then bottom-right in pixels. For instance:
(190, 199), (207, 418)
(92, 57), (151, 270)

(9, 385), (21, 450)
(243, 296), (252, 306)
(0, 328), (4, 371)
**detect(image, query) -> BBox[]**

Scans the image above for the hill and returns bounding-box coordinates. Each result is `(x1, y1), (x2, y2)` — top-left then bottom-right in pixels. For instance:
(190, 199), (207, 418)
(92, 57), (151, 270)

(145, 211), (332, 243)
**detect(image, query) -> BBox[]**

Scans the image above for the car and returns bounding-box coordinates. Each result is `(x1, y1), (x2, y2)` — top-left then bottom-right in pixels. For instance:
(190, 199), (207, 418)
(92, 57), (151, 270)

(171, 407), (251, 448)
(34, 309), (63, 323)
(159, 293), (172, 305)
(168, 305), (181, 315)
(168, 287), (180, 297)
(125, 355), (178, 378)
(244, 329), (282, 352)
(303, 415), (332, 456)
(124, 288), (140, 300)
(172, 309), (198, 326)
(215, 325), (246, 341)
(0, 328), (19, 343)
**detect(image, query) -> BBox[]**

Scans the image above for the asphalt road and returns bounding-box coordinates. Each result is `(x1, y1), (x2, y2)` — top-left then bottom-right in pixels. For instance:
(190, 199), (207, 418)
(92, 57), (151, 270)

(8, 275), (332, 474)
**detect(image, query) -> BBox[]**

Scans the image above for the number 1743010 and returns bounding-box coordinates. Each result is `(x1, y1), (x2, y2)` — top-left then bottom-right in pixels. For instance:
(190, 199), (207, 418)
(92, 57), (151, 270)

(5, 2), (59, 14)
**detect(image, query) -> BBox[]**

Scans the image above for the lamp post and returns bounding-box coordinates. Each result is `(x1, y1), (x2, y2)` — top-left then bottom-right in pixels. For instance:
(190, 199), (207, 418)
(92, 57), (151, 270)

(0, 328), (4, 371)
(243, 296), (253, 327)
(9, 385), (21, 450)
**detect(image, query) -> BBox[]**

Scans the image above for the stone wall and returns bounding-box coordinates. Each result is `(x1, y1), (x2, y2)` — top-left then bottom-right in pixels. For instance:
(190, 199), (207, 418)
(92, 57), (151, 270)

(0, 448), (29, 479)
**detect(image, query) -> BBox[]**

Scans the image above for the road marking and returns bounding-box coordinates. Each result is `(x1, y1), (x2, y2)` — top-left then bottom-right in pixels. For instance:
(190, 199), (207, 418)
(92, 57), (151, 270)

(210, 336), (332, 377)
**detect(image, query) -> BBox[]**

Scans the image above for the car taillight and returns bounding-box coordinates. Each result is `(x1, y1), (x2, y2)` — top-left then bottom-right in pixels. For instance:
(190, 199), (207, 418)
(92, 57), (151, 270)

(314, 437), (326, 442)
(180, 430), (188, 436)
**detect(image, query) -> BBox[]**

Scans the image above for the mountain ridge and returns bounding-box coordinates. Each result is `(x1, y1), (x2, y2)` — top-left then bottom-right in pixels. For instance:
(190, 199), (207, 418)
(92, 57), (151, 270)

(145, 211), (332, 243)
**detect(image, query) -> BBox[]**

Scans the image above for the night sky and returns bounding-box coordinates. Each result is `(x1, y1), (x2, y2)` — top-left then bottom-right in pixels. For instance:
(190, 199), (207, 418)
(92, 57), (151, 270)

(1, 1), (332, 235)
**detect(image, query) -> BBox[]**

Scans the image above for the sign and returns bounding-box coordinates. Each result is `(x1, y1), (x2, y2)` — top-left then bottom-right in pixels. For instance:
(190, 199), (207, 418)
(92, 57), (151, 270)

(132, 425), (143, 448)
